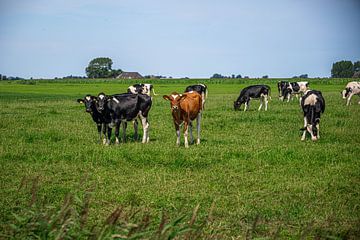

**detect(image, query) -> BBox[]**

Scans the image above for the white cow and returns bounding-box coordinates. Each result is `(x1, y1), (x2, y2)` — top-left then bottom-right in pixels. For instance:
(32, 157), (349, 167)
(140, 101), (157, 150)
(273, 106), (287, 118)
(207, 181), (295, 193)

(342, 81), (360, 106)
(127, 83), (157, 97)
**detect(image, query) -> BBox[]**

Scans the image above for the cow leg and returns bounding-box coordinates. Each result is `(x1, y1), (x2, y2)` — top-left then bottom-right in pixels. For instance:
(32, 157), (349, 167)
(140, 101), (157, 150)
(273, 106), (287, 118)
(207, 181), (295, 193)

(189, 121), (194, 144)
(139, 115), (150, 143)
(133, 119), (138, 141)
(244, 101), (249, 111)
(258, 97), (263, 111)
(265, 95), (269, 111)
(174, 123), (180, 146)
(306, 123), (317, 141)
(97, 124), (102, 144)
(184, 121), (189, 148)
(106, 125), (112, 145)
(102, 123), (107, 145)
(301, 117), (307, 141)
(122, 121), (127, 143)
(317, 123), (320, 139)
(346, 94), (353, 106)
(115, 122), (120, 144)
(196, 113), (201, 145)
(287, 93), (291, 102)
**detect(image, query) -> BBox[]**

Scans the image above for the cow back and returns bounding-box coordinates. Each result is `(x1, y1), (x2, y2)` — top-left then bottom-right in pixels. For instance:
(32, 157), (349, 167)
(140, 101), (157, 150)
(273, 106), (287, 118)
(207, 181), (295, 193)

(180, 92), (202, 121)
(109, 94), (141, 121)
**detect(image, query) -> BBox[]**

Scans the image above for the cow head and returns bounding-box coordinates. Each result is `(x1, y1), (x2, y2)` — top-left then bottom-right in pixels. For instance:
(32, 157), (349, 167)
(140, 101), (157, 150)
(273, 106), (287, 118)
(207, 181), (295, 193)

(234, 97), (245, 111)
(163, 93), (186, 112)
(341, 87), (351, 99)
(96, 92), (108, 112)
(233, 101), (241, 110)
(77, 95), (97, 113)
(142, 85), (149, 95)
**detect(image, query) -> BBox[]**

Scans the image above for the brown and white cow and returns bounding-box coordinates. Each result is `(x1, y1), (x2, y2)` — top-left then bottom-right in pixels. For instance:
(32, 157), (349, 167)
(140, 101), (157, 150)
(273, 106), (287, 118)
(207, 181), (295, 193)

(341, 81), (360, 106)
(163, 91), (202, 148)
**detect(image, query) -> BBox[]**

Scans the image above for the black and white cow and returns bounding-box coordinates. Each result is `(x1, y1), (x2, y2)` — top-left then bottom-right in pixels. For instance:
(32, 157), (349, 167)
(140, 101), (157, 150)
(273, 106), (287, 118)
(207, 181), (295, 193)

(127, 83), (157, 97)
(300, 90), (325, 141)
(184, 84), (208, 109)
(77, 95), (112, 145)
(97, 93), (152, 144)
(341, 81), (360, 106)
(278, 81), (309, 102)
(234, 85), (271, 111)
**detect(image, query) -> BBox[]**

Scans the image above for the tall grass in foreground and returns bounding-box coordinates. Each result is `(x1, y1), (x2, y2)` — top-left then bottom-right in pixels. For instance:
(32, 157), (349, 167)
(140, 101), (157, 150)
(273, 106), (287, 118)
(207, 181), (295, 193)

(2, 177), (216, 239)
(3, 177), (358, 239)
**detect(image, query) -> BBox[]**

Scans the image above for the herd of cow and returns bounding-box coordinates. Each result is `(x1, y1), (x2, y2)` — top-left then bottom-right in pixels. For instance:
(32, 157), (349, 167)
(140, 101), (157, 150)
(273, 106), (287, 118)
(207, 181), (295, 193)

(77, 81), (360, 147)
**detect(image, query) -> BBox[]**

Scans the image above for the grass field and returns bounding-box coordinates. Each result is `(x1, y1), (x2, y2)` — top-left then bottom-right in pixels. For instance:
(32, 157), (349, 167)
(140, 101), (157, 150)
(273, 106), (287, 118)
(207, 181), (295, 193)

(0, 78), (359, 239)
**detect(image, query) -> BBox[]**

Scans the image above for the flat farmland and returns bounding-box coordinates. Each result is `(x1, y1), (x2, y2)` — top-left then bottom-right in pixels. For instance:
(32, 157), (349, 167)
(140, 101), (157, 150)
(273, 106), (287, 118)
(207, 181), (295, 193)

(0, 79), (359, 239)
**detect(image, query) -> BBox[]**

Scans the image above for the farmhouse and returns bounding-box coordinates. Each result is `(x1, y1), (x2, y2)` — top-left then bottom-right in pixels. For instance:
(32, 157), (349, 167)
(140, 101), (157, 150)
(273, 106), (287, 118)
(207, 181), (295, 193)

(117, 72), (143, 79)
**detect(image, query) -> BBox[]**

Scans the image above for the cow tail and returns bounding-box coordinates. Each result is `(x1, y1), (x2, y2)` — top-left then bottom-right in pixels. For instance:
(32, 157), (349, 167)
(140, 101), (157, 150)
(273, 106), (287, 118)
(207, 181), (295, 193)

(152, 87), (158, 96)
(310, 106), (315, 127)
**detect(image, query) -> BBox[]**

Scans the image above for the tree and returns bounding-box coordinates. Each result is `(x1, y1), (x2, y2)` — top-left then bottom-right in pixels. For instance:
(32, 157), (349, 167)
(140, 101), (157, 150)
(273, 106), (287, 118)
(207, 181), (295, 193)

(331, 60), (354, 78)
(85, 57), (122, 78)
(210, 73), (224, 79)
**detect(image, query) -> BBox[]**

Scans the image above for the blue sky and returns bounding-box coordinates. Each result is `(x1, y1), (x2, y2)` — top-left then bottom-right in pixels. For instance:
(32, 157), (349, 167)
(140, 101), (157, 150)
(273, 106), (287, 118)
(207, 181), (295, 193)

(0, 0), (359, 78)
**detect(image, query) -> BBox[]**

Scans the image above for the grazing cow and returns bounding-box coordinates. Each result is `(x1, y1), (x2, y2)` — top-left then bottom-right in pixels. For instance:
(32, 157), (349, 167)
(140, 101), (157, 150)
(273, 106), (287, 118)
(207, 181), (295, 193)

(341, 81), (360, 106)
(98, 93), (152, 144)
(278, 81), (309, 102)
(234, 85), (271, 111)
(127, 83), (157, 97)
(300, 90), (325, 141)
(77, 95), (112, 145)
(163, 91), (202, 148)
(184, 84), (208, 109)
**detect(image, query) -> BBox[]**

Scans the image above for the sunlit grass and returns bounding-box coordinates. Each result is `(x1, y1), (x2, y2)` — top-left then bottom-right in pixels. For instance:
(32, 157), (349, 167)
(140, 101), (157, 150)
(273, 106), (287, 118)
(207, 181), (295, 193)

(0, 78), (359, 238)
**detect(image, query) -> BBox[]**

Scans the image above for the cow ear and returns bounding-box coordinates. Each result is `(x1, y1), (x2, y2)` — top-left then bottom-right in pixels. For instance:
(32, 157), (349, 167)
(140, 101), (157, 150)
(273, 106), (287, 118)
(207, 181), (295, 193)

(163, 95), (170, 101)
(77, 99), (84, 103)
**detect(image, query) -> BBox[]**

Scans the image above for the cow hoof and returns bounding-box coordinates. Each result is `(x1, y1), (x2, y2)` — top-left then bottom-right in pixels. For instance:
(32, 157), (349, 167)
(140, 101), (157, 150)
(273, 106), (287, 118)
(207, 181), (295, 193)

(301, 137), (305, 141)
(311, 137), (317, 141)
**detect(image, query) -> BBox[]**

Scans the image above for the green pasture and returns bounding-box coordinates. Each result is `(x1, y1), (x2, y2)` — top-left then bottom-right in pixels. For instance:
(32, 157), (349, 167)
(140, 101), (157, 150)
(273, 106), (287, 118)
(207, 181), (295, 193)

(0, 78), (359, 239)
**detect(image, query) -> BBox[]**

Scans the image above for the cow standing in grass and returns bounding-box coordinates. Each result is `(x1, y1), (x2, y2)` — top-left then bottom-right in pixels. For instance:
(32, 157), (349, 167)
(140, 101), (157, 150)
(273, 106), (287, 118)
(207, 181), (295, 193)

(278, 81), (309, 102)
(163, 91), (202, 148)
(234, 85), (270, 111)
(341, 81), (360, 106)
(300, 90), (325, 141)
(184, 84), (208, 110)
(97, 93), (152, 144)
(77, 95), (112, 145)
